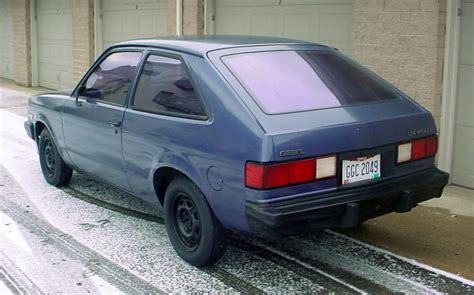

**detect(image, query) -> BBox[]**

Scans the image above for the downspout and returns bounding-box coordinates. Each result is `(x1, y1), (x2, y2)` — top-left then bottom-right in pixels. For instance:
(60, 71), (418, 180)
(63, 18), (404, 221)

(176, 0), (183, 36)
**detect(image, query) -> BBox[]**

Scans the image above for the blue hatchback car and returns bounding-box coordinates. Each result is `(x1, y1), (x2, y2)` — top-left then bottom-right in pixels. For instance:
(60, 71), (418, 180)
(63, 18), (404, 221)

(25, 36), (449, 266)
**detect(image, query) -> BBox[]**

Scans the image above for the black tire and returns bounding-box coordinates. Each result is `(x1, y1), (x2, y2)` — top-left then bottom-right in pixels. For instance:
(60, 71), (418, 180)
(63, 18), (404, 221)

(38, 128), (73, 187)
(164, 176), (227, 267)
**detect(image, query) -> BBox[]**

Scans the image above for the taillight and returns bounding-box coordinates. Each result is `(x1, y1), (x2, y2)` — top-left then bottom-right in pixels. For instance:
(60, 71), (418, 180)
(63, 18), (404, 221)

(245, 155), (336, 190)
(397, 136), (438, 164)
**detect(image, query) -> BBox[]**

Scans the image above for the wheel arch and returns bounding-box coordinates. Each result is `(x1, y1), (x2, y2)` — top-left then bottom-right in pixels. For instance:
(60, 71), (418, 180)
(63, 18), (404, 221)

(34, 121), (48, 144)
(152, 160), (210, 209)
(33, 119), (70, 165)
(153, 166), (187, 206)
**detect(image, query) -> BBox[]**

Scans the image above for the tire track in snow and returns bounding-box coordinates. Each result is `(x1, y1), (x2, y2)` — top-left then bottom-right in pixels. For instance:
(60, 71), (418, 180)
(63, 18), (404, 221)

(0, 198), (165, 295)
(321, 231), (474, 294)
(63, 184), (474, 294)
(64, 186), (267, 294)
(62, 186), (370, 294)
(0, 252), (44, 294)
(229, 239), (383, 294)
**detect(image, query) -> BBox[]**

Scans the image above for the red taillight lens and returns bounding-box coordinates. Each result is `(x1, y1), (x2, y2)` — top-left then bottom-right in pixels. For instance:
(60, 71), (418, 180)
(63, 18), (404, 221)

(424, 136), (438, 157)
(245, 156), (335, 190)
(290, 159), (316, 183)
(245, 162), (265, 189)
(265, 163), (291, 188)
(397, 136), (438, 164)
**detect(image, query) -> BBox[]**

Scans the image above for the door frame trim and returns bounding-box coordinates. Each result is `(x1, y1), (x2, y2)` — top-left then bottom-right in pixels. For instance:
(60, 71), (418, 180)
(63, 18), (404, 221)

(438, 0), (462, 180)
(30, 0), (38, 87)
(94, 0), (103, 58)
(204, 0), (215, 35)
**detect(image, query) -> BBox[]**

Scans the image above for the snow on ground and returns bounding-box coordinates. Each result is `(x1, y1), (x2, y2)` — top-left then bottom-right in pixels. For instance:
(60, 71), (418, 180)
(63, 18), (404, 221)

(1, 109), (473, 294)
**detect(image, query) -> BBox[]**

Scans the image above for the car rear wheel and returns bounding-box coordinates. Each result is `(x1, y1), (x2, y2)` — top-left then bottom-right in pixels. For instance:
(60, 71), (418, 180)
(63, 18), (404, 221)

(164, 176), (227, 267)
(38, 128), (73, 187)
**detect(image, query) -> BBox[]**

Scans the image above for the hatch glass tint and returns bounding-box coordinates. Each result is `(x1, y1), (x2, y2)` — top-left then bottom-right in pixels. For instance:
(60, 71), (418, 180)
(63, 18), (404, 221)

(223, 50), (401, 114)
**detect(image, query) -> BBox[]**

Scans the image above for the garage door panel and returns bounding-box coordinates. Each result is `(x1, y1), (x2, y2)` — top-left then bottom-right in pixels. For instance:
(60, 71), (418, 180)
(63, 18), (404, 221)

(58, 0), (72, 10)
(38, 40), (72, 67)
(282, 14), (313, 40)
(250, 14), (281, 36)
(215, 12), (249, 35)
(36, 0), (73, 89)
(38, 64), (73, 90)
(452, 1), (474, 189)
(38, 15), (72, 41)
(460, 2), (473, 65)
(101, 0), (168, 50)
(455, 65), (474, 127)
(137, 9), (168, 37)
(452, 126), (474, 188)
(215, 1), (353, 55)
(281, 0), (353, 5)
(0, 0), (14, 79)
(57, 13), (73, 39)
(103, 11), (138, 43)
(217, 0), (280, 7)
(36, 0), (58, 10)
(138, 0), (167, 9)
(319, 13), (351, 42)
(102, 0), (136, 11)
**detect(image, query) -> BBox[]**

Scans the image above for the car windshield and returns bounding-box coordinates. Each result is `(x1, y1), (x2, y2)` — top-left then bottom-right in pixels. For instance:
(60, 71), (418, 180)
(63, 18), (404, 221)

(223, 50), (401, 114)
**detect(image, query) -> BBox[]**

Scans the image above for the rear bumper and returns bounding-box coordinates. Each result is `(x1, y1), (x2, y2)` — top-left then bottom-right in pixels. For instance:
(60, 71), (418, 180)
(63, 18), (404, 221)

(24, 121), (35, 140)
(245, 168), (449, 239)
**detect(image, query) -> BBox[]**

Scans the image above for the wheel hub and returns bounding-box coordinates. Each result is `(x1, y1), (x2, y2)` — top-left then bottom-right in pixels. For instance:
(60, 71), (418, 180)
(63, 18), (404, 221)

(43, 138), (55, 176)
(174, 195), (201, 250)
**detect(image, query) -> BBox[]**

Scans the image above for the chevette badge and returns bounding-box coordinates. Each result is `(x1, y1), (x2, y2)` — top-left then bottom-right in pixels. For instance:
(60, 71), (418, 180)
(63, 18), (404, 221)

(279, 149), (305, 157)
(407, 127), (433, 137)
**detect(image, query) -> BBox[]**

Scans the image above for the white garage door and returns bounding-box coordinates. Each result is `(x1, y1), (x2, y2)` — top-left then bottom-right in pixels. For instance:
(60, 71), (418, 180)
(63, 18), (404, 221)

(214, 0), (353, 55)
(0, 0), (14, 80)
(36, 0), (73, 89)
(452, 1), (474, 189)
(101, 0), (168, 51)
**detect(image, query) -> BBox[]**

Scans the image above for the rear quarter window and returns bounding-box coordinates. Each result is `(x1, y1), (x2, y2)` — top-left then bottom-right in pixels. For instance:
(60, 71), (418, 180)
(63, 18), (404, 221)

(132, 55), (206, 118)
(222, 50), (401, 114)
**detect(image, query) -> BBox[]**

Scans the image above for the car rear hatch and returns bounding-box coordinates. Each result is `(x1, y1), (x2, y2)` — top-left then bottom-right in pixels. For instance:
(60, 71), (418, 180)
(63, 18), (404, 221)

(216, 46), (438, 195)
(266, 100), (436, 188)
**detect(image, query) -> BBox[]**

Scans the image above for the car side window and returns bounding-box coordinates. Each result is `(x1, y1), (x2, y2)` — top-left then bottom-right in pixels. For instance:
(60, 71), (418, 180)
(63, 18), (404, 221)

(132, 55), (206, 117)
(81, 51), (142, 106)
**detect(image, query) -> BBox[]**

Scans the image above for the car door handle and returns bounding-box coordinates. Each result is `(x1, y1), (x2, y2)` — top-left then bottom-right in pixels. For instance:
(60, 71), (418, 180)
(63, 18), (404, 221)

(108, 120), (122, 128)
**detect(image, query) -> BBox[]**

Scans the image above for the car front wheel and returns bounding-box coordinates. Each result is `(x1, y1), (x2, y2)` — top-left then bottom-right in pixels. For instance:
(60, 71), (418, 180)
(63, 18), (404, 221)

(38, 128), (73, 187)
(164, 176), (227, 267)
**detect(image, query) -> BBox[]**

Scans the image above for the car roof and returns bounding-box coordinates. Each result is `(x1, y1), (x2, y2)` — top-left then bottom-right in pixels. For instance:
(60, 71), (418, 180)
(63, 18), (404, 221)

(114, 35), (329, 57)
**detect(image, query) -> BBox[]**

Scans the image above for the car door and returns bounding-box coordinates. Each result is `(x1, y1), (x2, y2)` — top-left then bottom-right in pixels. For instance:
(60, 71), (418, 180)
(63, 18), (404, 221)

(62, 50), (143, 191)
(121, 52), (209, 204)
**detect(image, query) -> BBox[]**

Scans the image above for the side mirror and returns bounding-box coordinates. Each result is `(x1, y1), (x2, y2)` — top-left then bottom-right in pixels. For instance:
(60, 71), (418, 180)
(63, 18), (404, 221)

(76, 86), (85, 105)
(84, 88), (101, 99)
(77, 86), (101, 99)
(76, 86), (101, 106)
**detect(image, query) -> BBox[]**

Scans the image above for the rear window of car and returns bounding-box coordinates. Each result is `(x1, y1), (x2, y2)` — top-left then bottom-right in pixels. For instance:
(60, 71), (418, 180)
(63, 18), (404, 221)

(222, 50), (401, 114)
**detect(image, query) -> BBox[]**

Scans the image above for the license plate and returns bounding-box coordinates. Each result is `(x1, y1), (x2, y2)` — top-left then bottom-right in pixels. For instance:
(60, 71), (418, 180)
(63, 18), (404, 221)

(342, 154), (381, 185)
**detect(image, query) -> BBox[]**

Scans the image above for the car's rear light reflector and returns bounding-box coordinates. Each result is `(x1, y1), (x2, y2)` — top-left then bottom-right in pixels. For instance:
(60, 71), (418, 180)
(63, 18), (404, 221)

(245, 156), (336, 190)
(397, 136), (438, 164)
(316, 156), (337, 179)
